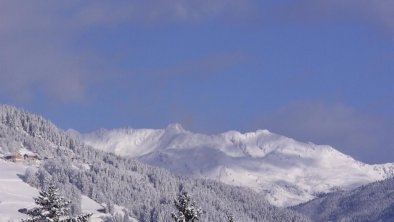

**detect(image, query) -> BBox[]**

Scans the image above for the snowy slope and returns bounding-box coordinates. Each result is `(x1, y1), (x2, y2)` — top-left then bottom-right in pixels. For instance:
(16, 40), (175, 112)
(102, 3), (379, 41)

(0, 160), (38, 222)
(83, 124), (394, 207)
(0, 159), (133, 222)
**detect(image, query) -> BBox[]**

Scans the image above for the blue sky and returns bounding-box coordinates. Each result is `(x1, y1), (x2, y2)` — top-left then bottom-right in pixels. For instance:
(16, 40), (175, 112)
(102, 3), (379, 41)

(0, 0), (393, 163)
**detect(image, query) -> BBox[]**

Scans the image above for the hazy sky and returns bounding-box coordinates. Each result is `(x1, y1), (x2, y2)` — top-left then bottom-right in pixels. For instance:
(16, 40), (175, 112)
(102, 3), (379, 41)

(1, 0), (393, 164)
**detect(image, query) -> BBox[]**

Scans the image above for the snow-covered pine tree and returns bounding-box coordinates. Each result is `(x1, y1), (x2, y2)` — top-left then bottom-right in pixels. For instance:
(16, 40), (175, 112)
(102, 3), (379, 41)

(69, 213), (92, 222)
(22, 183), (71, 222)
(171, 191), (202, 222)
(227, 214), (235, 222)
(22, 182), (91, 222)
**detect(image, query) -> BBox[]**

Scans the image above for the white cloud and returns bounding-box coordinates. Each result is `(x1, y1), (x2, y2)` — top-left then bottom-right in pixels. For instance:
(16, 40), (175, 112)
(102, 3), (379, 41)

(1, 0), (393, 104)
(0, 0), (258, 102)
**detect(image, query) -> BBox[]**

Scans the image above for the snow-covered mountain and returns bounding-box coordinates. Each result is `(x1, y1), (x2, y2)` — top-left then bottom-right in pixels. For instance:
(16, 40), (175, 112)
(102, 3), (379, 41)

(83, 123), (394, 207)
(0, 105), (310, 222)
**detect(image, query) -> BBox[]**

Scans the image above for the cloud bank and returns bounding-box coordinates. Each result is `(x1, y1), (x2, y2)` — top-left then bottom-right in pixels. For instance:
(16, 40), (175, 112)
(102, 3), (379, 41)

(0, 0), (257, 102)
(1, 0), (394, 102)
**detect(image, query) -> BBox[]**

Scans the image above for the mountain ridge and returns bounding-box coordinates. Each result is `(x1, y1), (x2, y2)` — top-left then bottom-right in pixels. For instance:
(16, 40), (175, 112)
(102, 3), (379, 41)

(0, 104), (310, 221)
(82, 123), (394, 207)
(293, 176), (394, 221)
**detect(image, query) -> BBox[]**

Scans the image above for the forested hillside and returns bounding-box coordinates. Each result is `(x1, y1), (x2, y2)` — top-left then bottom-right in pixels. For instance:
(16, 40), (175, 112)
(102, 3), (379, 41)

(0, 105), (311, 222)
(293, 177), (394, 221)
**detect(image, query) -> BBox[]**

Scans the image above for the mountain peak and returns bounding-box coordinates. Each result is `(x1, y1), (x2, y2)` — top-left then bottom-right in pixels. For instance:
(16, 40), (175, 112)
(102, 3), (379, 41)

(83, 124), (394, 207)
(165, 123), (186, 133)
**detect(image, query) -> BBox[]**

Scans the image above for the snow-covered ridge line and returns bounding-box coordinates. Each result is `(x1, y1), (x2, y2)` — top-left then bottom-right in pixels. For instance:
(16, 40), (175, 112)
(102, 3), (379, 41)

(83, 123), (394, 207)
(0, 105), (310, 221)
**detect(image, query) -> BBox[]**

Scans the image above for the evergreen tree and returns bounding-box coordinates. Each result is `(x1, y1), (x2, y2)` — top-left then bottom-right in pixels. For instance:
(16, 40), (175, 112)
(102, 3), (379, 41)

(171, 191), (202, 222)
(68, 214), (92, 222)
(227, 214), (235, 222)
(22, 183), (91, 222)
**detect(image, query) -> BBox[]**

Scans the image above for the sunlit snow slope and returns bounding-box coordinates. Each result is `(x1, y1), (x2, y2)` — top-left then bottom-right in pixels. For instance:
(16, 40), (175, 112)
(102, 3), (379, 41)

(83, 124), (394, 207)
(0, 160), (124, 222)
